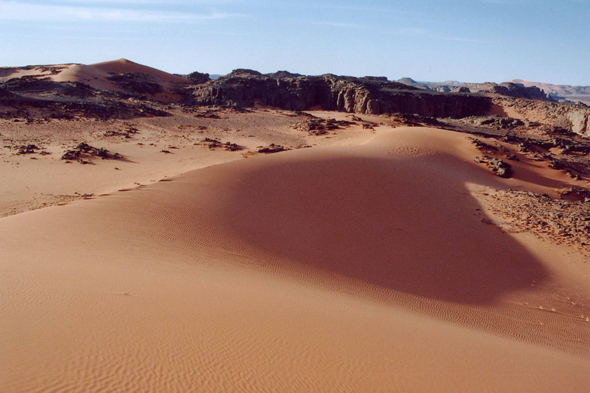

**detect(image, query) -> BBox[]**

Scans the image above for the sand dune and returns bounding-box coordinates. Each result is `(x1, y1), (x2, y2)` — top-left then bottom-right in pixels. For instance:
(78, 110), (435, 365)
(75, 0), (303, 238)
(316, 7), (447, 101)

(1, 127), (589, 392)
(1, 58), (190, 102)
(90, 58), (189, 84)
(54, 59), (189, 91)
(53, 59), (190, 102)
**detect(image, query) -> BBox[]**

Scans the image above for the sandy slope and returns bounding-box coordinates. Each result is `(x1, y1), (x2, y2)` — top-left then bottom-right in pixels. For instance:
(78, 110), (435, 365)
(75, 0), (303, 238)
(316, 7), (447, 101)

(1, 127), (589, 392)
(0, 59), (190, 102)
(55, 59), (190, 102)
(0, 109), (378, 217)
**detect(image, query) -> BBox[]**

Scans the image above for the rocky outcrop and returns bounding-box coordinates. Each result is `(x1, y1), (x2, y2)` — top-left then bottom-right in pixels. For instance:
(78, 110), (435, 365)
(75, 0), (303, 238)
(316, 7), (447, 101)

(465, 82), (552, 101)
(397, 79), (552, 101)
(512, 79), (590, 106)
(0, 86), (18, 100)
(226, 69), (263, 78)
(106, 73), (163, 95)
(493, 96), (590, 138)
(266, 71), (303, 78)
(188, 72), (492, 118)
(567, 109), (590, 137)
(184, 71), (210, 84)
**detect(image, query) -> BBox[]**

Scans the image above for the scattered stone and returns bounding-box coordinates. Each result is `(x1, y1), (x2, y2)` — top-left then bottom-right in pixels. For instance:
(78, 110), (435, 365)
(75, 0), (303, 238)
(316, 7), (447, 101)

(17, 144), (39, 154)
(257, 144), (290, 153)
(482, 189), (590, 254)
(194, 110), (221, 119)
(198, 137), (243, 151)
(474, 154), (513, 178)
(224, 142), (242, 151)
(490, 158), (513, 178)
(62, 143), (123, 162)
(295, 118), (354, 135)
(469, 138), (498, 154)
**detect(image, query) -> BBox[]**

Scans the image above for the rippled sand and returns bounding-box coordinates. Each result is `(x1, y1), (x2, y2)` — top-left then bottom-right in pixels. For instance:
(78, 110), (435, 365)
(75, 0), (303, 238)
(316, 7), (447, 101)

(1, 127), (589, 392)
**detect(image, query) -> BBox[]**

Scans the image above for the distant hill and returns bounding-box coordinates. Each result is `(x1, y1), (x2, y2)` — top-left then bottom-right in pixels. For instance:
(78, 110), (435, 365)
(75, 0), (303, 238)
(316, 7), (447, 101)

(512, 79), (590, 105)
(396, 78), (551, 100)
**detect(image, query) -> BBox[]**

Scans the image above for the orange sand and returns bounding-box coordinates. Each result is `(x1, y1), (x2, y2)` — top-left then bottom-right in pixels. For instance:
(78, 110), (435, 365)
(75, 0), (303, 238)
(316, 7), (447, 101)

(1, 127), (589, 392)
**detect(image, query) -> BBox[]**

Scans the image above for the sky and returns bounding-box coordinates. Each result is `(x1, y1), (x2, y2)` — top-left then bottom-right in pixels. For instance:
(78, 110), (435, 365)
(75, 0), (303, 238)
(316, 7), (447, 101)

(0, 0), (589, 85)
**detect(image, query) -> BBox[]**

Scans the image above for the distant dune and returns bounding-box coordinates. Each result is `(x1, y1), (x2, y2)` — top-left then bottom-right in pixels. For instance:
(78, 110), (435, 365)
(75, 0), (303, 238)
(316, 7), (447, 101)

(0, 58), (190, 103)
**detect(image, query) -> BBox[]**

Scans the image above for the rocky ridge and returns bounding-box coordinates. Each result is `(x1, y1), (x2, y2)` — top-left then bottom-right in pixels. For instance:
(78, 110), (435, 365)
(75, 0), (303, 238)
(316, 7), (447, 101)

(2, 61), (590, 138)
(188, 72), (492, 118)
(397, 78), (552, 101)
(494, 96), (590, 137)
(512, 79), (590, 105)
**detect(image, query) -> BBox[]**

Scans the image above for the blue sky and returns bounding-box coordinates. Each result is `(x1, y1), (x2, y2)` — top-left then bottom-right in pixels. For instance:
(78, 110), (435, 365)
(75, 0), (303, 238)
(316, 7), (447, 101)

(0, 0), (589, 85)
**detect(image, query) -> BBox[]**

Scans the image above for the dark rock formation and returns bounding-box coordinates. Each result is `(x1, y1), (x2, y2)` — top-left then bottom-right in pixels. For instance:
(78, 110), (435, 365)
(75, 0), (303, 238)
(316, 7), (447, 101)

(397, 79), (551, 101)
(1, 78), (95, 98)
(511, 79), (590, 106)
(362, 76), (389, 82)
(294, 117), (354, 135)
(106, 73), (163, 95)
(397, 77), (418, 85)
(0, 86), (18, 100)
(455, 86), (471, 93)
(187, 73), (492, 118)
(466, 115), (524, 130)
(185, 71), (210, 84)
(226, 69), (263, 78)
(257, 144), (290, 153)
(494, 96), (590, 138)
(61, 143), (123, 162)
(464, 82), (552, 101)
(490, 158), (512, 178)
(0, 78), (171, 120)
(266, 71), (303, 78)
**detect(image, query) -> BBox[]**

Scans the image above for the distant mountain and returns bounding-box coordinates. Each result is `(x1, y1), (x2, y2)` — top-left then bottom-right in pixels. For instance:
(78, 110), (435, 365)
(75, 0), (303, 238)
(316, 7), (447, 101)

(396, 78), (551, 100)
(512, 79), (590, 106)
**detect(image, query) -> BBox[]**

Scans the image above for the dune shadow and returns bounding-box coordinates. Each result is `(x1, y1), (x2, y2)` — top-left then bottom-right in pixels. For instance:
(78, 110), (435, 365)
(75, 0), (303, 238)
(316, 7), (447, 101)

(216, 153), (549, 305)
(510, 160), (570, 189)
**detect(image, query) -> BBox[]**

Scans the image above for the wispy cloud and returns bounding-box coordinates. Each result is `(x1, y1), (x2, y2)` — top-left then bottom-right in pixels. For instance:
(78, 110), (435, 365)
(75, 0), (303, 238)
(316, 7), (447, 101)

(0, 1), (243, 22)
(309, 21), (361, 29)
(13, 0), (238, 5)
(49, 34), (139, 40)
(291, 1), (418, 15)
(435, 35), (488, 43)
(383, 27), (485, 43)
(396, 28), (430, 37)
(307, 23), (482, 43)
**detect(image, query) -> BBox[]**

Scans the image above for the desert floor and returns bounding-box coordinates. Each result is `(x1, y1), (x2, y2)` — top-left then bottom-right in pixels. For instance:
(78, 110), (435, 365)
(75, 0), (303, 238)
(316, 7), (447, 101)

(1, 110), (589, 392)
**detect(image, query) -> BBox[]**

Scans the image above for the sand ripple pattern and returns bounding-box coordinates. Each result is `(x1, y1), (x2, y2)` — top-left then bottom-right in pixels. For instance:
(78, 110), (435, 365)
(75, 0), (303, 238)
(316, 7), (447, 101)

(1, 128), (589, 392)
